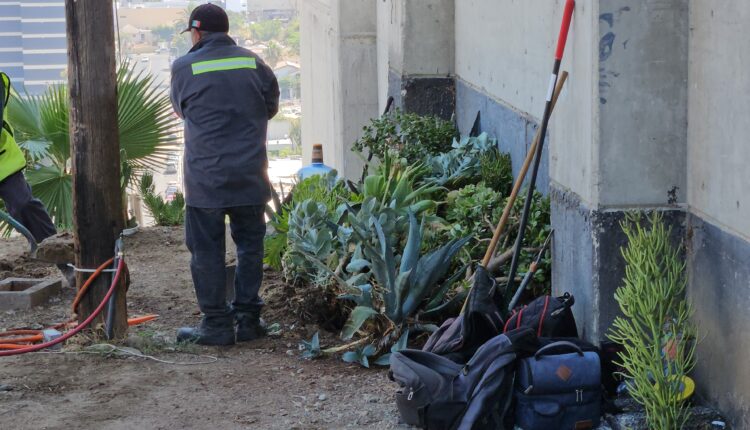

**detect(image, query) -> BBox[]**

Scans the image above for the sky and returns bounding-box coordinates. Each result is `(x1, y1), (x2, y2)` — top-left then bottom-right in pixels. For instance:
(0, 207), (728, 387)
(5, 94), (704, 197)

(225, 0), (245, 12)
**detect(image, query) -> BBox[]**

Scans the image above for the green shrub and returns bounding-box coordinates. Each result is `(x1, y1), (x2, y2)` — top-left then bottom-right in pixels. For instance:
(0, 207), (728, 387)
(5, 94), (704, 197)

(608, 213), (697, 430)
(479, 149), (513, 195)
(353, 109), (456, 164)
(282, 199), (340, 285)
(444, 183), (503, 263)
(264, 171), (353, 270)
(138, 172), (185, 226)
(425, 133), (502, 190)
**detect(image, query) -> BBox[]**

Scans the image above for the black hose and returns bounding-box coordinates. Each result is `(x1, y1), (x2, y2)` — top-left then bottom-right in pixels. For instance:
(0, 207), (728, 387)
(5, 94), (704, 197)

(0, 209), (37, 255)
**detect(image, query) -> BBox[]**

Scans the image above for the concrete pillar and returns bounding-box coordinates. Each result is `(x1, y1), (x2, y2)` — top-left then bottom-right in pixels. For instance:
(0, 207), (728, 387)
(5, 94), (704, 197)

(299, 0), (378, 180)
(686, 1), (750, 425)
(550, 0), (689, 341)
(377, 0), (455, 119)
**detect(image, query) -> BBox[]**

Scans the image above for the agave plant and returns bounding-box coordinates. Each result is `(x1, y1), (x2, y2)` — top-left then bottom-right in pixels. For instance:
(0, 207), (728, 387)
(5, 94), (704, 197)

(359, 151), (440, 217)
(6, 62), (179, 229)
(338, 212), (469, 364)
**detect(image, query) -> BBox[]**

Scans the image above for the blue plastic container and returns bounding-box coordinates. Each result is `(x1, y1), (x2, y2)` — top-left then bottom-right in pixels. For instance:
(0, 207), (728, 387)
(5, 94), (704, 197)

(297, 143), (334, 180)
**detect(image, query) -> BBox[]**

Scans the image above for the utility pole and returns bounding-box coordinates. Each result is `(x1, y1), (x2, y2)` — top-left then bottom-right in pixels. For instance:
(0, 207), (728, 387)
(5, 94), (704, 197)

(65, 0), (128, 337)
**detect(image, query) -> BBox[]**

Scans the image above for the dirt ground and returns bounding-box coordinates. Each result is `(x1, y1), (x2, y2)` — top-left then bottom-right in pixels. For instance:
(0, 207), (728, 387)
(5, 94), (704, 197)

(0, 227), (409, 430)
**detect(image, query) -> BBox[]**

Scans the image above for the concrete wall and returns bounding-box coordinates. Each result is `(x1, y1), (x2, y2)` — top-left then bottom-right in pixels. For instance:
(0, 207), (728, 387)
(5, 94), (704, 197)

(687, 1), (750, 426)
(299, 0), (336, 170)
(299, 0), (378, 179)
(379, 0), (455, 118)
(455, 0), (598, 198)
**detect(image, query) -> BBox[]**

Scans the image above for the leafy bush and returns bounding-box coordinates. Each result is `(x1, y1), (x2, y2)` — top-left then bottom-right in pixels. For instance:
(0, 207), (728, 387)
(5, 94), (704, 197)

(138, 172), (185, 226)
(282, 199), (340, 285)
(444, 183), (503, 262)
(425, 133), (501, 189)
(264, 171), (353, 270)
(353, 109), (456, 164)
(608, 213), (697, 430)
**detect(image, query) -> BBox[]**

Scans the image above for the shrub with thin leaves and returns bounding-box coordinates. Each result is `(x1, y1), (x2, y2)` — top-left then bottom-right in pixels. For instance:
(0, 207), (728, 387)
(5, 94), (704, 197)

(479, 149), (513, 195)
(138, 172), (185, 226)
(608, 213), (697, 430)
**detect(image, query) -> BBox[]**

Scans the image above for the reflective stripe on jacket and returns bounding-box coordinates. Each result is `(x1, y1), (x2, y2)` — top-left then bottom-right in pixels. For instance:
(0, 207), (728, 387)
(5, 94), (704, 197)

(0, 72), (26, 183)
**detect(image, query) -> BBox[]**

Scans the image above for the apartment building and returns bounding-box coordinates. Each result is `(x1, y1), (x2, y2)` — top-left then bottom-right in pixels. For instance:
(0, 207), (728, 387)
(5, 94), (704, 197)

(0, 0), (66, 94)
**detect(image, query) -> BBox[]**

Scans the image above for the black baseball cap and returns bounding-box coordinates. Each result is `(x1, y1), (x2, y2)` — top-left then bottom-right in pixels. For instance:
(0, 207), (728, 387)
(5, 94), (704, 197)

(181, 3), (229, 34)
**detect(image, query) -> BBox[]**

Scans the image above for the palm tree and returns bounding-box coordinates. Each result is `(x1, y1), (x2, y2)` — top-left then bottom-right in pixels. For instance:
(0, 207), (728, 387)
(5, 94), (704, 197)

(6, 63), (179, 230)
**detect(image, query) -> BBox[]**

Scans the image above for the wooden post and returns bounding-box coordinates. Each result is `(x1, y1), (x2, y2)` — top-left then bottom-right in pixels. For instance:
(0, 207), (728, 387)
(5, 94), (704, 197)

(66, 0), (128, 337)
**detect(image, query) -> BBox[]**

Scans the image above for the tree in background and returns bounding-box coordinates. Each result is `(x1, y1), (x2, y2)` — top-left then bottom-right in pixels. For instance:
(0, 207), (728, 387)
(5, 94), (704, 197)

(265, 41), (282, 67)
(284, 18), (300, 56)
(227, 10), (252, 41)
(288, 117), (301, 151)
(250, 19), (282, 42)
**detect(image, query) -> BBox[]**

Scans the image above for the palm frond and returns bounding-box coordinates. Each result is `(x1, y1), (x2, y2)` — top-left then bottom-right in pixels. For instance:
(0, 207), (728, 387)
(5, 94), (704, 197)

(5, 62), (180, 230)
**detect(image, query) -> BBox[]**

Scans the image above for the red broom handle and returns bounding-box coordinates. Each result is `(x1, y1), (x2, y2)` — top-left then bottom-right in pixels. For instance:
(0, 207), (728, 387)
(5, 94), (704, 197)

(555, 0), (576, 60)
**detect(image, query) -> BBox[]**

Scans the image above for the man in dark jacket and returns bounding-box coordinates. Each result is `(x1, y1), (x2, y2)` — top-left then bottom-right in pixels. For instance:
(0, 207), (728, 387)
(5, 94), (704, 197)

(170, 4), (280, 345)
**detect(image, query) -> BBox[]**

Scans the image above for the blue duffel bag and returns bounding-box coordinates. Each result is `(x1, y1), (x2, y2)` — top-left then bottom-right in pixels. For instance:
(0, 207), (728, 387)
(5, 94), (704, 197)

(515, 341), (601, 430)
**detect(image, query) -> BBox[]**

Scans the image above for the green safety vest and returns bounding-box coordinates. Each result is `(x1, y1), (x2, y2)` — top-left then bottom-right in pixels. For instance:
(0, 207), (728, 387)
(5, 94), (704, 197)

(0, 72), (26, 182)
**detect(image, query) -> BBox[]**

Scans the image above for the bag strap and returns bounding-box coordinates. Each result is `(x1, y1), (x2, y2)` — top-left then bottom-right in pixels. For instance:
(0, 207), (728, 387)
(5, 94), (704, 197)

(397, 350), (463, 376)
(534, 340), (583, 360)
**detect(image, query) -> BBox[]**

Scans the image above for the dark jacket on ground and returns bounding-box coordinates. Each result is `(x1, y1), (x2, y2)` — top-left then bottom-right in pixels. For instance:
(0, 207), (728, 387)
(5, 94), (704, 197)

(170, 32), (279, 208)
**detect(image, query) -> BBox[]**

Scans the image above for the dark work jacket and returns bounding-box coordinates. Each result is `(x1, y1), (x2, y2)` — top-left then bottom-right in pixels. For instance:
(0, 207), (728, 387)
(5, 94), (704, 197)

(170, 33), (279, 208)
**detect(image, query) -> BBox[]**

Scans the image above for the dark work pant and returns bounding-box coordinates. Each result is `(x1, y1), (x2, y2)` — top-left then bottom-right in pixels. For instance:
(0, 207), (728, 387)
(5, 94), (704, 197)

(0, 171), (56, 242)
(185, 205), (266, 320)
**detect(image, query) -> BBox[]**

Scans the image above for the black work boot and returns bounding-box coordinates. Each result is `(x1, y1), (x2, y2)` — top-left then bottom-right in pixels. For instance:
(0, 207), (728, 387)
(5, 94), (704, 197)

(177, 316), (235, 346)
(235, 312), (267, 342)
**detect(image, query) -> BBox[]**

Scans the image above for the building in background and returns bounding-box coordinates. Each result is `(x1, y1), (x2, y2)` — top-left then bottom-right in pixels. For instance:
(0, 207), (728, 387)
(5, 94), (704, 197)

(247, 0), (295, 20)
(0, 0), (67, 94)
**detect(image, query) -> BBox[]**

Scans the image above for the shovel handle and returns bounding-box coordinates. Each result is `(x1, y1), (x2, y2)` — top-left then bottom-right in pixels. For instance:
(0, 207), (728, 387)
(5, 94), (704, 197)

(480, 71), (568, 268)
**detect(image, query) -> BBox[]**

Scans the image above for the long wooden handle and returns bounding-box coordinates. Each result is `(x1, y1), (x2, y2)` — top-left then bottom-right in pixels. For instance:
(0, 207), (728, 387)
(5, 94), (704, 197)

(481, 71), (569, 268)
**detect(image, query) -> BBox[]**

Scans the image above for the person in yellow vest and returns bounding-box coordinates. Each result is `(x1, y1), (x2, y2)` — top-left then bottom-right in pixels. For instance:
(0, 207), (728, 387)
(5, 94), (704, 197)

(0, 72), (57, 243)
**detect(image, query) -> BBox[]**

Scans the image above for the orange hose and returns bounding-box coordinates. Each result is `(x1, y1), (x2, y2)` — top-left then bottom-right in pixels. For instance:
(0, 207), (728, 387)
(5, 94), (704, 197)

(0, 335), (43, 344)
(127, 315), (158, 326)
(0, 344), (28, 350)
(0, 329), (42, 336)
(0, 259), (135, 352)
(71, 257), (115, 315)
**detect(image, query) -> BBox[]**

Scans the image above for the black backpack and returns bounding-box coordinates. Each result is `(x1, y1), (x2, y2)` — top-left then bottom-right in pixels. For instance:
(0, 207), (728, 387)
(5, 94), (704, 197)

(389, 328), (538, 430)
(422, 266), (505, 364)
(503, 293), (578, 338)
